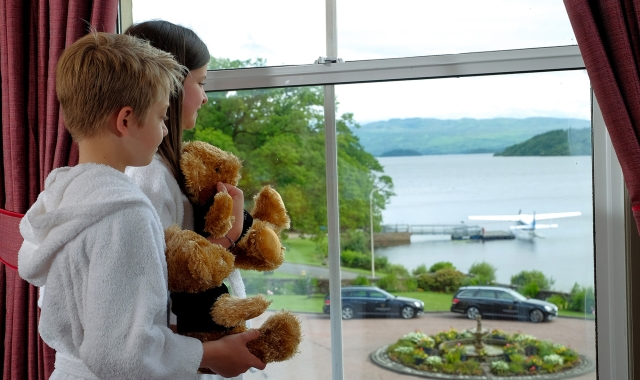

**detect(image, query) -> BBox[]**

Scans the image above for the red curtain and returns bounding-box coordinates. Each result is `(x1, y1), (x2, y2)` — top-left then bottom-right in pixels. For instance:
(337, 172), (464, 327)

(564, 0), (640, 233)
(0, 1), (118, 379)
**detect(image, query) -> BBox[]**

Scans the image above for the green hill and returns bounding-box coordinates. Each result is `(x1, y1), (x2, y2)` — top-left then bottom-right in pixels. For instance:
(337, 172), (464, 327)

(352, 117), (590, 156)
(495, 128), (591, 156)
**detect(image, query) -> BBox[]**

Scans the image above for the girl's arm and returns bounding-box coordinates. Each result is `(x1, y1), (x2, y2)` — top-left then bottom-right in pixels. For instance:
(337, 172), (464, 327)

(207, 182), (244, 248)
(200, 330), (266, 377)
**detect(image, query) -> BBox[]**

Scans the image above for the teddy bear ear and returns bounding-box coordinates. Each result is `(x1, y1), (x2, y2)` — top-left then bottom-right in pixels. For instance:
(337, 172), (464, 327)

(180, 142), (208, 202)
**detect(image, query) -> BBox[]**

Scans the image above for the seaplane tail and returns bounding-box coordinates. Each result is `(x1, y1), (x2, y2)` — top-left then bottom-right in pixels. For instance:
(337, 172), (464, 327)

(468, 211), (581, 240)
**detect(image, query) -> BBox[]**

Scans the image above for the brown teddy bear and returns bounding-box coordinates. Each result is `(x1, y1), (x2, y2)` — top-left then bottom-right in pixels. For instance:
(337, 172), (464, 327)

(164, 141), (301, 373)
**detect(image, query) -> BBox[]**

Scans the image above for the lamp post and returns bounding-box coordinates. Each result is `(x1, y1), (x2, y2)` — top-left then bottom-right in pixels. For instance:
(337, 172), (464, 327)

(369, 187), (379, 279)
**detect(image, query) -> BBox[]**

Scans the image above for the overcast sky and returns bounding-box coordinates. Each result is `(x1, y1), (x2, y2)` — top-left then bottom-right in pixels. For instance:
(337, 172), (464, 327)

(132, 0), (590, 124)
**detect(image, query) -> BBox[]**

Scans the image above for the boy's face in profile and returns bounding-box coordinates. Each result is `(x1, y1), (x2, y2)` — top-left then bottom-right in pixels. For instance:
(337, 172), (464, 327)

(127, 96), (170, 167)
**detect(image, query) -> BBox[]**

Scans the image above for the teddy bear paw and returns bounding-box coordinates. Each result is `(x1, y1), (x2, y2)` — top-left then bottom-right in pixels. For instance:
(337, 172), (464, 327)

(233, 219), (284, 271)
(251, 185), (291, 233)
(247, 311), (302, 363)
(165, 225), (235, 293)
(211, 294), (272, 327)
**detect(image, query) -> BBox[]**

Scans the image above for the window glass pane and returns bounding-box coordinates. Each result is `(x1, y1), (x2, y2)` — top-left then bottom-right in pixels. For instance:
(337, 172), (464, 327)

(334, 71), (596, 379)
(477, 290), (496, 299)
(190, 86), (329, 379)
(132, 0), (325, 68)
(339, 0), (576, 61)
(369, 291), (386, 299)
(497, 291), (514, 301)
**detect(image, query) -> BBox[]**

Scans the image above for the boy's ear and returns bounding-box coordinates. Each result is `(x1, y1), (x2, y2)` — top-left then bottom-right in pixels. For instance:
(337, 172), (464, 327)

(115, 106), (136, 136)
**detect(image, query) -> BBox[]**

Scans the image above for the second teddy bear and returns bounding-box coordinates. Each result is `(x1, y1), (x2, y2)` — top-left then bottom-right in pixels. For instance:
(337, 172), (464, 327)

(165, 141), (301, 372)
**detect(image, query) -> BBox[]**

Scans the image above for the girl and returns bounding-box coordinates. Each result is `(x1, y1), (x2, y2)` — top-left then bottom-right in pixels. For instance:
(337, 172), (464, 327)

(124, 20), (259, 379)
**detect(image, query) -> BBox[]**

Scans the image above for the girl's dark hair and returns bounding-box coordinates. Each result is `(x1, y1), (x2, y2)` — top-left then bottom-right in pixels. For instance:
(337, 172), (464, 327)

(125, 20), (210, 189)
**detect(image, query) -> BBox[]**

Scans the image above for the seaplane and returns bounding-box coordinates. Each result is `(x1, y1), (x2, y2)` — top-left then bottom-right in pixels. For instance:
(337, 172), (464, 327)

(468, 211), (581, 240)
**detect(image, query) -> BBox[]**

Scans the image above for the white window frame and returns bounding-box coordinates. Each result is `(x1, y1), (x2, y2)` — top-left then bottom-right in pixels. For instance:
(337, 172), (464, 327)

(203, 46), (628, 380)
(122, 1), (630, 378)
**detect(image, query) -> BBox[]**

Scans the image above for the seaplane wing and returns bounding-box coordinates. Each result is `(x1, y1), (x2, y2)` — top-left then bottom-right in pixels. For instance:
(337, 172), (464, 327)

(468, 211), (581, 224)
(529, 212), (581, 220)
(468, 211), (581, 240)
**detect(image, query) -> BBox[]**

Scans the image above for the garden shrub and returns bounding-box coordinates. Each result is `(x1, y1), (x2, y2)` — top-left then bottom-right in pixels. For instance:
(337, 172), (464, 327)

(568, 283), (595, 313)
(374, 256), (390, 272)
(429, 261), (455, 272)
(464, 261), (496, 285)
(244, 276), (267, 294)
(416, 273), (436, 291)
(511, 270), (554, 290)
(352, 275), (370, 286)
(292, 276), (314, 295)
(386, 263), (410, 277)
(402, 277), (418, 292)
(546, 294), (568, 310)
(340, 249), (369, 269)
(415, 269), (465, 293)
(521, 282), (540, 298)
(432, 268), (465, 293)
(340, 230), (370, 254)
(412, 264), (428, 276)
(377, 273), (399, 291)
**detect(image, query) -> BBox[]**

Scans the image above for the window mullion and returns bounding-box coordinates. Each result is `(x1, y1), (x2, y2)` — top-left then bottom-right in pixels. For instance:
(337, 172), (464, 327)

(323, 1), (345, 380)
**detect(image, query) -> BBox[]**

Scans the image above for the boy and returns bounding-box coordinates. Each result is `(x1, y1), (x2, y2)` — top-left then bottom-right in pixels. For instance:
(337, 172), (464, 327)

(17, 32), (264, 379)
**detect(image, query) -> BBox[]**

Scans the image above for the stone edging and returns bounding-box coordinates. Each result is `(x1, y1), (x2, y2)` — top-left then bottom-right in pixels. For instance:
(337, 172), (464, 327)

(370, 345), (596, 379)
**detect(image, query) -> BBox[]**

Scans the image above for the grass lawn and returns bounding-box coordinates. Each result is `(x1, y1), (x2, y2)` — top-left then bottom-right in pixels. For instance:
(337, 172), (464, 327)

(262, 291), (597, 320)
(266, 294), (326, 313)
(282, 237), (322, 266)
(263, 291), (454, 313)
(558, 310), (595, 319)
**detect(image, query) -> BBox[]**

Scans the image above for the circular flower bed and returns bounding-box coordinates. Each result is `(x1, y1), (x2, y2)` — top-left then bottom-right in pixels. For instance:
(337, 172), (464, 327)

(386, 328), (581, 376)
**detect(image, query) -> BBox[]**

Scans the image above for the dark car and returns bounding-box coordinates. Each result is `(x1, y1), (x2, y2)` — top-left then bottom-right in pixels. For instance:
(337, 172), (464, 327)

(450, 286), (558, 323)
(323, 286), (424, 320)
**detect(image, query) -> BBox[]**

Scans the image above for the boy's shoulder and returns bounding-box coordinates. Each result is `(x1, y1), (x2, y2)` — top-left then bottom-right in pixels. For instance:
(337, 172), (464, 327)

(51, 163), (158, 218)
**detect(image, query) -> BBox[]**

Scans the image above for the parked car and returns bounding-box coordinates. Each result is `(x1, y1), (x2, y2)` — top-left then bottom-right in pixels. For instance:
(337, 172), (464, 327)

(450, 285), (558, 323)
(323, 286), (424, 320)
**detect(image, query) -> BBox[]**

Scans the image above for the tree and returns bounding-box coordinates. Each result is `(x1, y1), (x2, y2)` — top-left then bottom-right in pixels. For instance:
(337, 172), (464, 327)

(189, 57), (394, 235)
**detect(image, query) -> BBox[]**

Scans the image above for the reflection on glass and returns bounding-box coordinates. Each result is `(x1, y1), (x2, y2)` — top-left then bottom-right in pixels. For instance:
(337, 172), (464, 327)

(190, 87), (332, 378)
(328, 72), (595, 379)
(339, 0), (576, 60)
(132, 0), (325, 68)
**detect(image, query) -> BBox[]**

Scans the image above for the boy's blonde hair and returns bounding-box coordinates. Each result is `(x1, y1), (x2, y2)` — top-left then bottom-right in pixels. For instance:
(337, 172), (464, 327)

(56, 32), (185, 140)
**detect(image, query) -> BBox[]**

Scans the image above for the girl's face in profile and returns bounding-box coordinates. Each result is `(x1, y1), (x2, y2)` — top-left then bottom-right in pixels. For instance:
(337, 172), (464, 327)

(182, 65), (208, 130)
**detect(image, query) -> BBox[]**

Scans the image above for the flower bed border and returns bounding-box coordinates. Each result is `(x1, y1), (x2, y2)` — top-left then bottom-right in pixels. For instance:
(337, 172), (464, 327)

(370, 345), (596, 379)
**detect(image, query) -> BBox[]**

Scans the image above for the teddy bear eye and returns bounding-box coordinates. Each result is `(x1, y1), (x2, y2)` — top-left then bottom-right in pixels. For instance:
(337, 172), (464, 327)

(215, 168), (220, 173)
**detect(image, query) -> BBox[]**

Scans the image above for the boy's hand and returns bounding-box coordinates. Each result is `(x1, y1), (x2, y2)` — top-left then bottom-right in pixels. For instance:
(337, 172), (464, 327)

(200, 329), (266, 377)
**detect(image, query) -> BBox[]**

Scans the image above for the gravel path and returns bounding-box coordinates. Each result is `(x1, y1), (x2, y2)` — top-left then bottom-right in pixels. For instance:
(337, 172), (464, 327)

(246, 312), (596, 380)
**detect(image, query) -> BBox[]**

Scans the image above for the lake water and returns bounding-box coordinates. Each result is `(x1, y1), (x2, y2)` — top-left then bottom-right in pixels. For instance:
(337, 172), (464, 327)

(375, 154), (594, 292)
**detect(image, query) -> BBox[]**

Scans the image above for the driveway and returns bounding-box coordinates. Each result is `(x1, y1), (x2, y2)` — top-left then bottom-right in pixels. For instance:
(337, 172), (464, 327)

(246, 312), (596, 380)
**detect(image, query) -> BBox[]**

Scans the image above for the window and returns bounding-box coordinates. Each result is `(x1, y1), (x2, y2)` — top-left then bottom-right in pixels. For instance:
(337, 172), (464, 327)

(476, 290), (497, 299)
(497, 291), (515, 301)
(131, 0), (325, 68)
(127, 2), (629, 378)
(368, 291), (386, 299)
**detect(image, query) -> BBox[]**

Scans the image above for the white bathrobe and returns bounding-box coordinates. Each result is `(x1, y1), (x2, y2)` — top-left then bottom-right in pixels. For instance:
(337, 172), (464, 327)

(126, 156), (249, 380)
(18, 163), (202, 380)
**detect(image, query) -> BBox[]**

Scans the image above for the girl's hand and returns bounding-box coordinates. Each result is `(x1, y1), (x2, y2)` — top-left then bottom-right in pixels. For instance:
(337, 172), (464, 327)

(206, 182), (244, 248)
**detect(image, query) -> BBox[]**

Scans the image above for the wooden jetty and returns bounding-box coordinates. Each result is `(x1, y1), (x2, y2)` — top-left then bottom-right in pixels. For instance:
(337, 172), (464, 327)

(376, 224), (515, 244)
